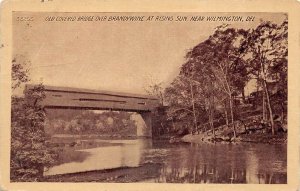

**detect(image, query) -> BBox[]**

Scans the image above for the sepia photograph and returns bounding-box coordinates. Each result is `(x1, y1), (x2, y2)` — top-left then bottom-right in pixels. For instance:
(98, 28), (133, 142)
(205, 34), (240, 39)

(8, 11), (290, 185)
(9, 11), (289, 184)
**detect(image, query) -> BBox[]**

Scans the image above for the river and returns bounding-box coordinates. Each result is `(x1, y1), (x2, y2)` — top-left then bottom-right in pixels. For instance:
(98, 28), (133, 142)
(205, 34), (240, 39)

(44, 138), (287, 184)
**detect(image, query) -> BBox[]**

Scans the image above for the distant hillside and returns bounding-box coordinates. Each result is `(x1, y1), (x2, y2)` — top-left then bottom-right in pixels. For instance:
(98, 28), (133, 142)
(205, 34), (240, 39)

(44, 109), (137, 136)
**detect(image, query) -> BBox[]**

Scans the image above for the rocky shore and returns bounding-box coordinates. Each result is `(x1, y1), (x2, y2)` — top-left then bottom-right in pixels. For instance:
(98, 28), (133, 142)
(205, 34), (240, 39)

(181, 131), (287, 144)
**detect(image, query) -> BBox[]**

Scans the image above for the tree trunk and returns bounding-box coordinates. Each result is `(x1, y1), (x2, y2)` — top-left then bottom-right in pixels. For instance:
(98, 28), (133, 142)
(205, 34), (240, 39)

(225, 108), (229, 127)
(209, 97), (216, 138)
(263, 79), (275, 135)
(159, 91), (164, 106)
(256, 75), (260, 108)
(209, 109), (215, 138)
(190, 82), (198, 133)
(262, 90), (266, 120)
(223, 74), (236, 138)
(260, 57), (275, 135)
(224, 101), (229, 127)
(241, 89), (246, 103)
(211, 115), (215, 138)
(281, 103), (285, 124)
(229, 95), (236, 138)
(171, 118), (176, 131)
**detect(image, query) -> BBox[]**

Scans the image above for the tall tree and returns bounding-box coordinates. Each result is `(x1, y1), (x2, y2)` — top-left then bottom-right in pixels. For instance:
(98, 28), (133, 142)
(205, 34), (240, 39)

(164, 74), (204, 133)
(244, 19), (287, 134)
(11, 56), (57, 181)
(182, 27), (249, 138)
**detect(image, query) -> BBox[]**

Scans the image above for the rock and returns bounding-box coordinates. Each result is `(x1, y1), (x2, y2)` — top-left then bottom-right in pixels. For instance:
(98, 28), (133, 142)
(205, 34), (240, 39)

(176, 128), (189, 137)
(213, 137), (224, 142)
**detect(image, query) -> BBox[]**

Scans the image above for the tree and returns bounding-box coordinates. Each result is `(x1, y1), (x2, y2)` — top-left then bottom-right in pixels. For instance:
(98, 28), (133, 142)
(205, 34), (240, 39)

(164, 73), (207, 134)
(145, 81), (164, 106)
(208, 27), (249, 138)
(163, 18), (287, 139)
(12, 55), (30, 90)
(268, 18), (288, 123)
(11, 56), (57, 181)
(181, 27), (249, 138)
(244, 19), (287, 135)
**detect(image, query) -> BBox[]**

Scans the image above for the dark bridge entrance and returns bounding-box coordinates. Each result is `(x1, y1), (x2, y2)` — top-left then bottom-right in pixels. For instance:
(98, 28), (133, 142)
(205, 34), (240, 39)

(26, 84), (160, 137)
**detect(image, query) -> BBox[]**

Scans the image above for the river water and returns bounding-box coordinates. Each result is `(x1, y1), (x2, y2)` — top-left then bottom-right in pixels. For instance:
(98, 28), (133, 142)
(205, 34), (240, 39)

(44, 138), (287, 184)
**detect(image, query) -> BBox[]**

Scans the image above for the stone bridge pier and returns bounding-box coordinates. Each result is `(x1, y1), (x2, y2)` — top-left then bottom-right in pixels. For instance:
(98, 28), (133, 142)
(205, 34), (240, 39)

(138, 112), (153, 137)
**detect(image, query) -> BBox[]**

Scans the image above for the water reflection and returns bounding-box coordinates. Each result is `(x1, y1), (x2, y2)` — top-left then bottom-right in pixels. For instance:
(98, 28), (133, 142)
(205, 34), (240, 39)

(45, 139), (150, 176)
(45, 139), (287, 184)
(150, 142), (286, 184)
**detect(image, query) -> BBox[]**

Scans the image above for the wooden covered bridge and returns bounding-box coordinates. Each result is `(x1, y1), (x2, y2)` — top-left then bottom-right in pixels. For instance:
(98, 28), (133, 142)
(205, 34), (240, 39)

(25, 84), (160, 137)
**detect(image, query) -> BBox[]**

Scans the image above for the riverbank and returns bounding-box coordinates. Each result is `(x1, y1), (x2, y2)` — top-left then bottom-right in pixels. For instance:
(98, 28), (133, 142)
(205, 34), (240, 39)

(42, 163), (162, 182)
(179, 114), (287, 144)
(181, 132), (287, 144)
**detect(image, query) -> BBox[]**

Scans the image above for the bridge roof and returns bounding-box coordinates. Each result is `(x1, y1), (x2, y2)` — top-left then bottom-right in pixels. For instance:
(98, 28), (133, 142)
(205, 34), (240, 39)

(26, 84), (158, 100)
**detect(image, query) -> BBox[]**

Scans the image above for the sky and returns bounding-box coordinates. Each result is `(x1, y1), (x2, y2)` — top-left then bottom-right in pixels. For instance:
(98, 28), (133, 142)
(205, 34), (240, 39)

(13, 12), (286, 96)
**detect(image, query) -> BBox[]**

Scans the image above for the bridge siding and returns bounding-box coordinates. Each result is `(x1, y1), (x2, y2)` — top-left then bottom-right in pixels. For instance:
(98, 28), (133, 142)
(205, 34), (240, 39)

(26, 85), (159, 112)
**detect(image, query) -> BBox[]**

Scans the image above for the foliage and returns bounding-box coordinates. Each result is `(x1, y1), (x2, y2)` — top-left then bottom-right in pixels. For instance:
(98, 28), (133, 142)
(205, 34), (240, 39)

(164, 74), (207, 133)
(145, 81), (165, 106)
(11, 56), (57, 181)
(164, 18), (287, 138)
(12, 55), (30, 90)
(44, 110), (137, 136)
(243, 18), (288, 134)
(11, 84), (58, 181)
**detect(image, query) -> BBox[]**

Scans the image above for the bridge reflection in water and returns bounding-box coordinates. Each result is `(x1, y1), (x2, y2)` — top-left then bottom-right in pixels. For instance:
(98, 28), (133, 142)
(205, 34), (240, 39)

(45, 139), (286, 184)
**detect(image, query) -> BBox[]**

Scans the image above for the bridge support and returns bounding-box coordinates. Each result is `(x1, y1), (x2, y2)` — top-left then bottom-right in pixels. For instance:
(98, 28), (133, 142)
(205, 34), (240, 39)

(139, 112), (153, 137)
